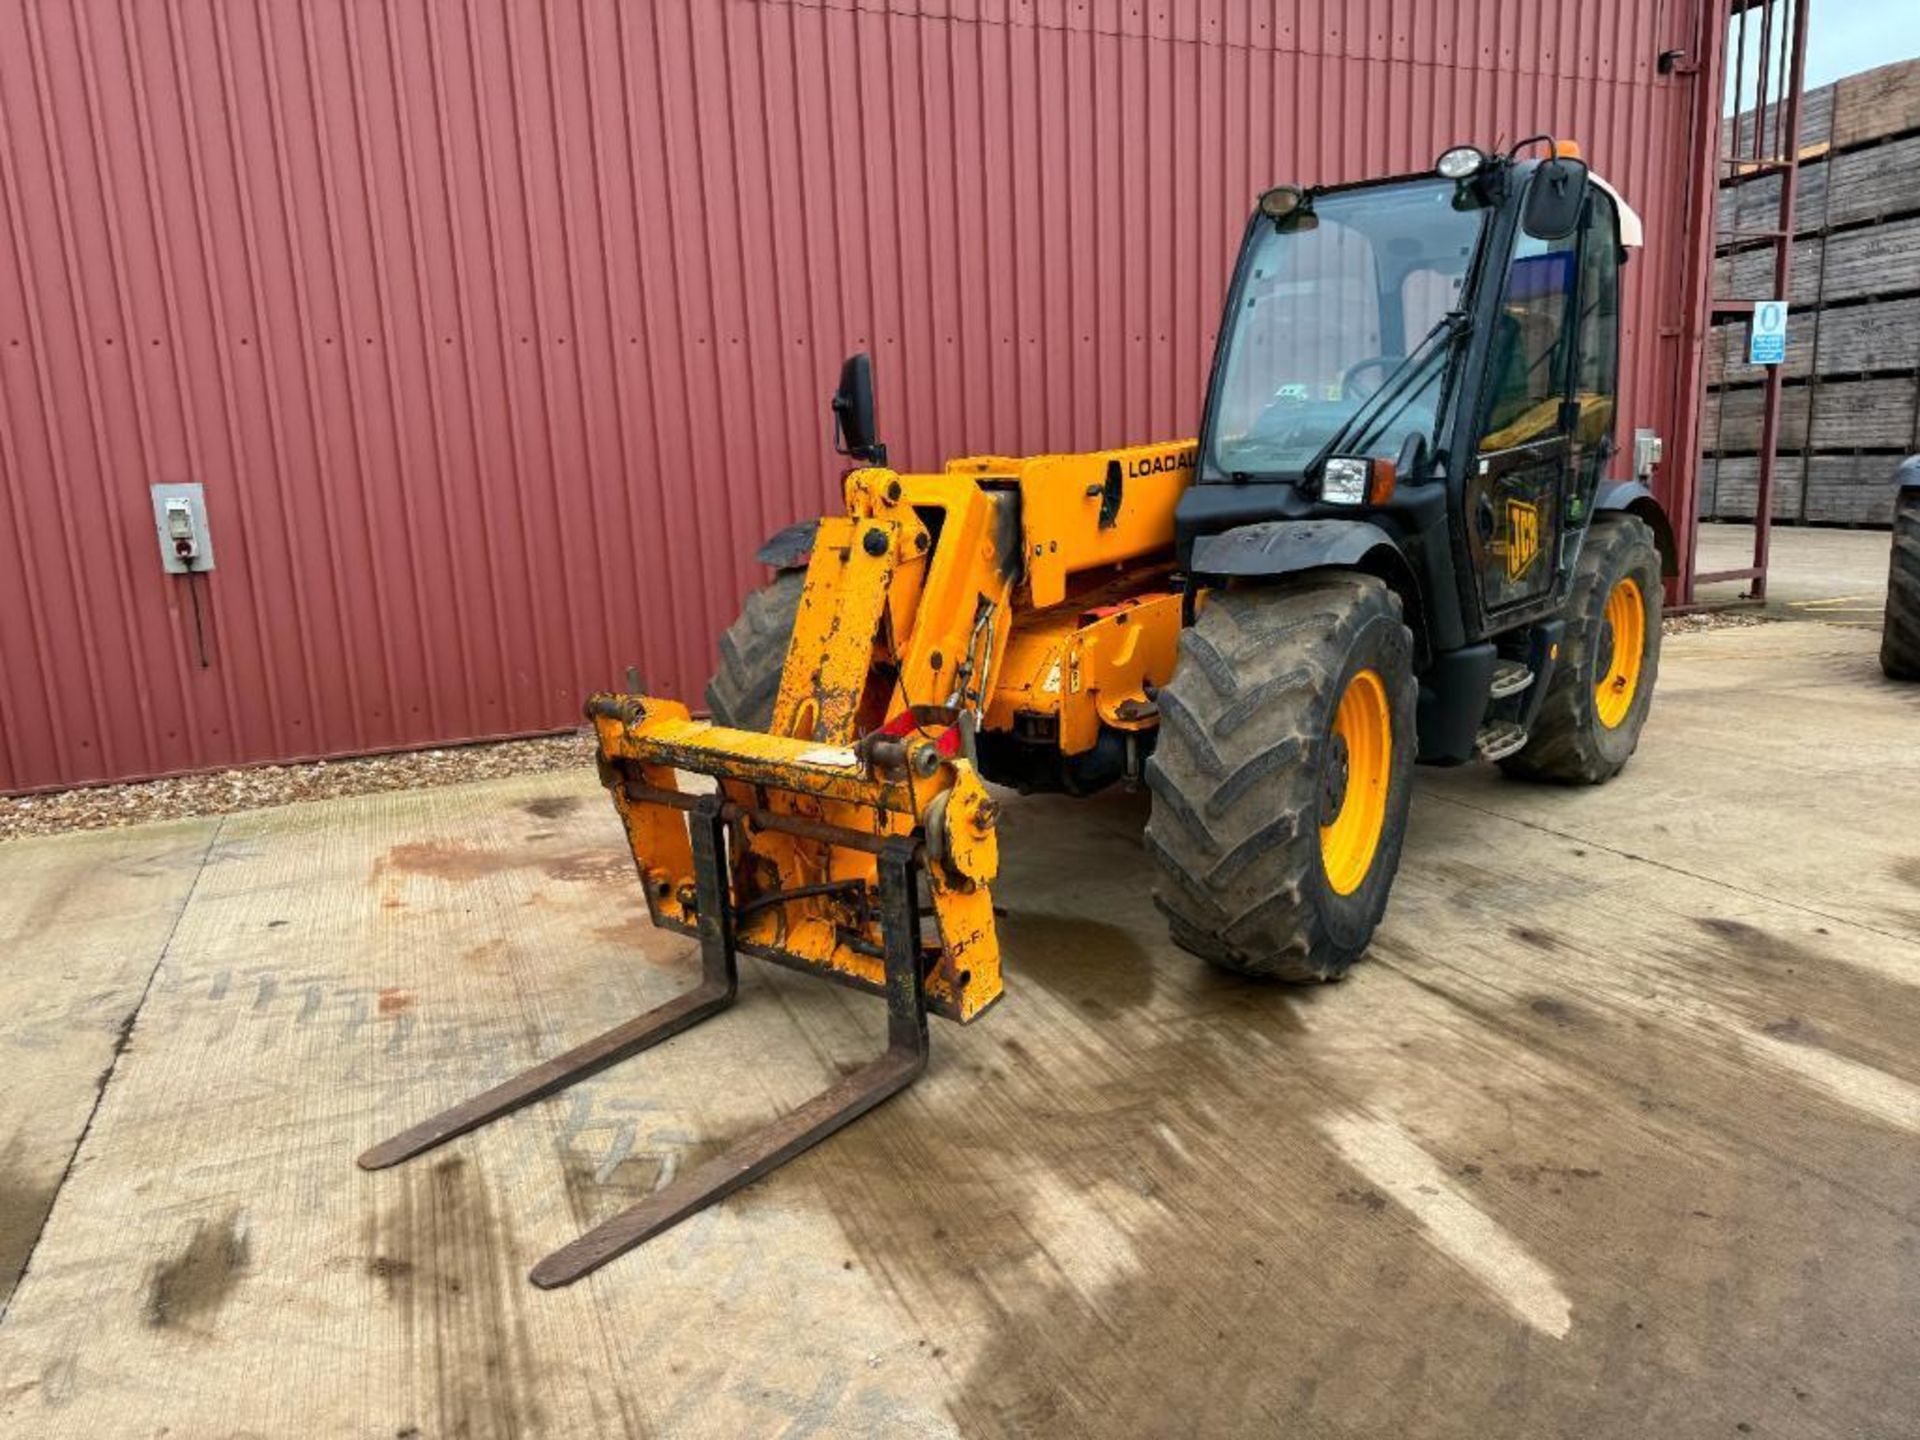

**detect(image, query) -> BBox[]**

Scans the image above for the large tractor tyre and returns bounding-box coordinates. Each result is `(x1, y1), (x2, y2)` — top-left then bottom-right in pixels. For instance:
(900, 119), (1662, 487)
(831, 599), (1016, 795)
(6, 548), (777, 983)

(1500, 513), (1662, 785)
(1145, 576), (1418, 983)
(1881, 489), (1920, 681)
(705, 569), (805, 730)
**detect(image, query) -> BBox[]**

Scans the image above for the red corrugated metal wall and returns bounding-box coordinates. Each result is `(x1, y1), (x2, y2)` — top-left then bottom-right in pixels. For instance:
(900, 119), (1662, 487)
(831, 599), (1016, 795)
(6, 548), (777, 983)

(0, 0), (1722, 793)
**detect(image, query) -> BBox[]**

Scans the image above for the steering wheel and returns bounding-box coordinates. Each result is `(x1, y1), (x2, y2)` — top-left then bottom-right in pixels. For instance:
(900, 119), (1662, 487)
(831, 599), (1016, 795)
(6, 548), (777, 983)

(1340, 355), (1403, 402)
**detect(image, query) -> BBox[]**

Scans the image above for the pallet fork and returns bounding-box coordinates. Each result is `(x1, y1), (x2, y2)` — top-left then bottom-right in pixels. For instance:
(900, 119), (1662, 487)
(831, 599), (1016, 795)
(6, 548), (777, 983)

(361, 786), (933, 1288)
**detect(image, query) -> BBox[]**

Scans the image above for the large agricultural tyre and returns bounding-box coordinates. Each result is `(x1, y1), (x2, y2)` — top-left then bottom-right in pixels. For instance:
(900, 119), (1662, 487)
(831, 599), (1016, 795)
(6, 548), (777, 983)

(705, 569), (805, 730)
(1145, 575), (1418, 982)
(1500, 513), (1662, 785)
(1882, 487), (1920, 681)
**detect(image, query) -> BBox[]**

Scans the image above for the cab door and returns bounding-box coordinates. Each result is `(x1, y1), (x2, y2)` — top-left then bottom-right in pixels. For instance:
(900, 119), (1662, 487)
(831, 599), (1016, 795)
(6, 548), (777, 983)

(1564, 192), (1623, 534)
(1465, 218), (1582, 615)
(1464, 179), (1624, 621)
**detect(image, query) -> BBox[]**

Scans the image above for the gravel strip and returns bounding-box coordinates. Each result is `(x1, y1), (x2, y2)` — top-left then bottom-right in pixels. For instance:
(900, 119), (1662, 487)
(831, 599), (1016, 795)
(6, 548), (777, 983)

(2, 733), (596, 843)
(1662, 609), (1774, 634)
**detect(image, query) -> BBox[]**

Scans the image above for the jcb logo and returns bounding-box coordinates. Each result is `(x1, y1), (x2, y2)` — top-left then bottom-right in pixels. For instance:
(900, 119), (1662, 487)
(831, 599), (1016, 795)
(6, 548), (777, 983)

(1505, 499), (1540, 581)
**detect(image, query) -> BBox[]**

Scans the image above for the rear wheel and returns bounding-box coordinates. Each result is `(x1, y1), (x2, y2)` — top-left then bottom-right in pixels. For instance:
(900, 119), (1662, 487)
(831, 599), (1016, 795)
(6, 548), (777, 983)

(1500, 513), (1662, 784)
(1882, 489), (1920, 681)
(705, 569), (804, 730)
(1145, 576), (1417, 982)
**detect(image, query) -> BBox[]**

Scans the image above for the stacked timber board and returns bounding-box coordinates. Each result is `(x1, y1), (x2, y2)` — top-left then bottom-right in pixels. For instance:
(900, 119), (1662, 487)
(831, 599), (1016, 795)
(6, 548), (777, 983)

(1701, 59), (1920, 526)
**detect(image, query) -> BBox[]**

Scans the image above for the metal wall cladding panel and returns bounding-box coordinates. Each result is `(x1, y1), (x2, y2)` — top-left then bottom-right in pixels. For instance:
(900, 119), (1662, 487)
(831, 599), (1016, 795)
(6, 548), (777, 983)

(0, 0), (1719, 792)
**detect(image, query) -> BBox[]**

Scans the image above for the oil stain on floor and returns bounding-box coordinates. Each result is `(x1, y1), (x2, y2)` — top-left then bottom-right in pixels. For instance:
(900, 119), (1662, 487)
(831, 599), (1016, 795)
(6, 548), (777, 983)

(144, 1209), (250, 1330)
(360, 1156), (544, 1440)
(0, 1156), (59, 1307)
(372, 840), (631, 890)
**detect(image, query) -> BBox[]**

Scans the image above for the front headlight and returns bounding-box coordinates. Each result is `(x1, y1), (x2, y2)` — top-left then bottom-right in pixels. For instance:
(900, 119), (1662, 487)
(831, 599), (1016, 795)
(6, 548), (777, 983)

(1321, 456), (1369, 504)
(1436, 145), (1488, 180)
(1258, 185), (1306, 220)
(1320, 456), (1397, 505)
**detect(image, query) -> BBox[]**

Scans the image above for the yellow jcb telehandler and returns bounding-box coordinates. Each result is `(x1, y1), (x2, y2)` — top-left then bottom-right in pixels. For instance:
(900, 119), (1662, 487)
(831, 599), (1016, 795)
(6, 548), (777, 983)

(363, 139), (1677, 1286)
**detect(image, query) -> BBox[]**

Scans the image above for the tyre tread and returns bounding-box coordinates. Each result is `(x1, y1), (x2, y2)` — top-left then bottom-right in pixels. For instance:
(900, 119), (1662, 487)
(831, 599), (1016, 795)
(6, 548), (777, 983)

(1145, 577), (1415, 982)
(705, 570), (805, 730)
(1500, 515), (1662, 785)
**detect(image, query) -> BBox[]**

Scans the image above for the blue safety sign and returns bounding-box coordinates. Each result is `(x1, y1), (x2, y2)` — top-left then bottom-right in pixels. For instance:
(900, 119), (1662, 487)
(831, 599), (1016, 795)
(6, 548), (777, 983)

(1749, 301), (1788, 365)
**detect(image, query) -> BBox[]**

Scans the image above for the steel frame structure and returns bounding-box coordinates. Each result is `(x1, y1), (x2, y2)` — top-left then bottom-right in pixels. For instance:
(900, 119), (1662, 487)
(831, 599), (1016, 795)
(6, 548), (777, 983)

(1687, 0), (1812, 605)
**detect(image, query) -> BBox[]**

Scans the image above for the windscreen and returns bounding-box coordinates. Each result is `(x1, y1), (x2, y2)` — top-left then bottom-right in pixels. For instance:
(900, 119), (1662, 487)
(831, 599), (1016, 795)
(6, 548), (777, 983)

(1207, 176), (1489, 478)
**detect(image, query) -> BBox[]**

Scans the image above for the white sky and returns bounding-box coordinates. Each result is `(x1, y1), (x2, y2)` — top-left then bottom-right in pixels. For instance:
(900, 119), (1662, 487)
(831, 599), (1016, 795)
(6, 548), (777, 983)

(1728, 0), (1920, 111)
(1801, 0), (1919, 87)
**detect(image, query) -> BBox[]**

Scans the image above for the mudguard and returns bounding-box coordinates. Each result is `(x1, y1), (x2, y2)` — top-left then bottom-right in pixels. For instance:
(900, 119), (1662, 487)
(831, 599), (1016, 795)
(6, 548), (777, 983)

(1893, 454), (1920, 493)
(1188, 517), (1405, 580)
(1594, 480), (1677, 577)
(1188, 518), (1427, 662)
(755, 519), (819, 571)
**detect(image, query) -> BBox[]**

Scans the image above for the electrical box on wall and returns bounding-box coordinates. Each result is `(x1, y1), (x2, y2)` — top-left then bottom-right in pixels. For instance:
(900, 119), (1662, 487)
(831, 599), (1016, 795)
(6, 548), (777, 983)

(150, 482), (214, 573)
(1633, 429), (1664, 482)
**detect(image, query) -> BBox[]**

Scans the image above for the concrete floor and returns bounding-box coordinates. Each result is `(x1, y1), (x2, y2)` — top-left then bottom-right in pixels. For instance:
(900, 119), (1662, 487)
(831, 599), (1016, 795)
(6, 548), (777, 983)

(1694, 521), (1891, 620)
(2, 620), (1917, 1439)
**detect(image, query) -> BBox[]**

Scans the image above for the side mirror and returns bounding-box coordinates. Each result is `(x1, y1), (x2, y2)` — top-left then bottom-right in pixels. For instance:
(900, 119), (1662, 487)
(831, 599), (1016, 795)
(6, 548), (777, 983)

(830, 352), (887, 466)
(1522, 156), (1589, 241)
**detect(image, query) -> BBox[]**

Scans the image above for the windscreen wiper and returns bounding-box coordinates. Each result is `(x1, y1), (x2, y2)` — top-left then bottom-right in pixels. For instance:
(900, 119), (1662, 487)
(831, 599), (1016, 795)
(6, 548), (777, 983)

(1304, 312), (1465, 483)
(1344, 346), (1449, 459)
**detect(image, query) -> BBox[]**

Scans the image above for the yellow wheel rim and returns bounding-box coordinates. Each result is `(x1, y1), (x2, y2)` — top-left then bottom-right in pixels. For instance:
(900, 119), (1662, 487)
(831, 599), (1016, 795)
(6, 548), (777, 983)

(1319, 669), (1392, 897)
(1594, 577), (1645, 729)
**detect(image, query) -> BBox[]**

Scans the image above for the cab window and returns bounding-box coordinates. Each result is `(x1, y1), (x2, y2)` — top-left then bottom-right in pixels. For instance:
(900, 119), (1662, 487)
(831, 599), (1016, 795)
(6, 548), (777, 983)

(1477, 229), (1578, 451)
(1574, 192), (1621, 423)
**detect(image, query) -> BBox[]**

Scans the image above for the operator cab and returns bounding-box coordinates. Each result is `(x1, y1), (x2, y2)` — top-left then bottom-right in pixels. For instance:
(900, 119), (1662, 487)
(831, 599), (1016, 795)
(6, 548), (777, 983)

(1211, 173), (1479, 479)
(1180, 140), (1649, 650)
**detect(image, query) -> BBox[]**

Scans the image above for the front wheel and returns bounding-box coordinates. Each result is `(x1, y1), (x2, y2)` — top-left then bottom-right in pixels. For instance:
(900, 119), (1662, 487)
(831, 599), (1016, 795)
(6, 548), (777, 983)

(1500, 513), (1663, 784)
(1145, 576), (1417, 982)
